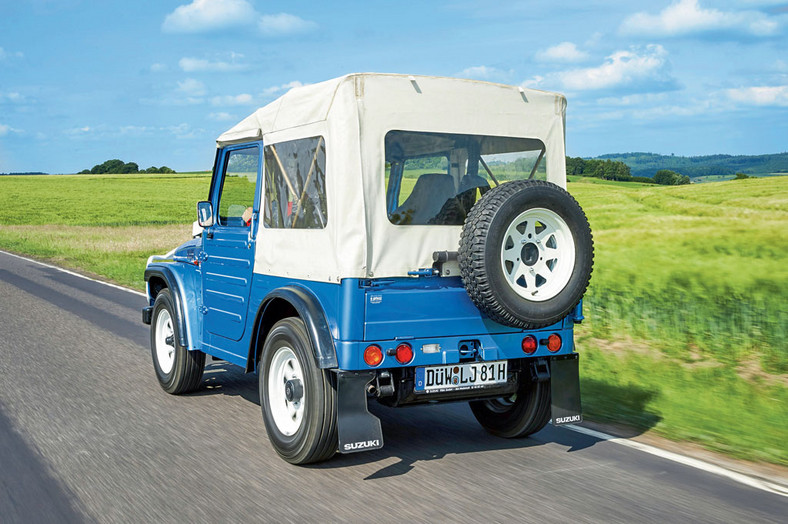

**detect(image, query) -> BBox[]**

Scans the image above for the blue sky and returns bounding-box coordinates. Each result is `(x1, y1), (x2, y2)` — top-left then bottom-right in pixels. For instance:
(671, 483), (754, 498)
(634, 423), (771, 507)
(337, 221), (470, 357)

(1, 0), (786, 173)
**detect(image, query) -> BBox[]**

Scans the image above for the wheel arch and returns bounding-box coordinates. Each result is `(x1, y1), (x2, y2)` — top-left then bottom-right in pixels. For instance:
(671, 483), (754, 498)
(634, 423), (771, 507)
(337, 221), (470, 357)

(246, 285), (338, 373)
(144, 265), (189, 348)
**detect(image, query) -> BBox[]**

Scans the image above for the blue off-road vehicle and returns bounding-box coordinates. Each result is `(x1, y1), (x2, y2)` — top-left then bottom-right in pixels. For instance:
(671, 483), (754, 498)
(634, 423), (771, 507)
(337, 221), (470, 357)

(142, 74), (593, 464)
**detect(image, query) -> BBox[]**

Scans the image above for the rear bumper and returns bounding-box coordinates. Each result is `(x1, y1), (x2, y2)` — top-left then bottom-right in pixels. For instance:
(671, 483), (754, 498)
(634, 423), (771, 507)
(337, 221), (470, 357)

(334, 322), (575, 371)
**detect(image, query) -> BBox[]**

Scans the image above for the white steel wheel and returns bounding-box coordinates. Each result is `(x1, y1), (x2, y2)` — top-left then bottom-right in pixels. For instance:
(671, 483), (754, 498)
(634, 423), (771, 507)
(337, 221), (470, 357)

(154, 308), (176, 374)
(500, 207), (576, 302)
(149, 288), (205, 394)
(267, 346), (306, 437)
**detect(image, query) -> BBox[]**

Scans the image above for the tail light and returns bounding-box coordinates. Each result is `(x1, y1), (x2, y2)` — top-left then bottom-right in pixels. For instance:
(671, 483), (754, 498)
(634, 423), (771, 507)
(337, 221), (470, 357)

(364, 345), (383, 367)
(395, 343), (414, 364)
(547, 334), (562, 352)
(521, 335), (538, 354)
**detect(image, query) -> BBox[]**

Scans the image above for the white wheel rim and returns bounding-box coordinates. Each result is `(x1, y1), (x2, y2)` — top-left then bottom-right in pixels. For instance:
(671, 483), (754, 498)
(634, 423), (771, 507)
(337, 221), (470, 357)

(268, 347), (305, 437)
(154, 309), (176, 374)
(500, 207), (575, 302)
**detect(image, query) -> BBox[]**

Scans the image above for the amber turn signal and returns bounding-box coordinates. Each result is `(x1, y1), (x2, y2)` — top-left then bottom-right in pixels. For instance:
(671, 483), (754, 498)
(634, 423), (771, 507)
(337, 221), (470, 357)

(364, 345), (383, 366)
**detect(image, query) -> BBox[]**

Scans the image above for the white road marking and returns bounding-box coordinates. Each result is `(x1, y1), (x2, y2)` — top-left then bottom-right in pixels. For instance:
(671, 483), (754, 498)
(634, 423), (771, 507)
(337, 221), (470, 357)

(2, 249), (785, 497)
(0, 249), (147, 297)
(565, 424), (788, 498)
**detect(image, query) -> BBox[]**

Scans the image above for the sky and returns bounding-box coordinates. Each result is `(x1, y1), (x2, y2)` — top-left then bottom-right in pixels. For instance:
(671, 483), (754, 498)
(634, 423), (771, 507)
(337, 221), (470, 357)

(0, 0), (786, 173)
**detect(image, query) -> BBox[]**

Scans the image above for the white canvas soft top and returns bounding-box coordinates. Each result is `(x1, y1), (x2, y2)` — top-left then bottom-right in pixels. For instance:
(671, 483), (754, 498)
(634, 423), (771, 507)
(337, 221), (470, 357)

(217, 73), (568, 283)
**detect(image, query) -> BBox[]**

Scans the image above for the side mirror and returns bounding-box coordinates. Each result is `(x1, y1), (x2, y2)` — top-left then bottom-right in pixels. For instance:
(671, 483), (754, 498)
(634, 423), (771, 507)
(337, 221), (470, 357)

(197, 201), (214, 227)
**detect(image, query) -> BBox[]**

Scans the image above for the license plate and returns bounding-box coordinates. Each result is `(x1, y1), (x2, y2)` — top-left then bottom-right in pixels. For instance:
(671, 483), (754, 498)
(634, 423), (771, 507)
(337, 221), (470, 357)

(415, 361), (508, 393)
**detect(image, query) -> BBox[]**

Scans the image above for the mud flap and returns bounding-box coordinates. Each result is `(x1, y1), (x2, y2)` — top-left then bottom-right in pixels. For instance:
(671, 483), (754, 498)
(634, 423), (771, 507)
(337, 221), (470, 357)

(551, 353), (583, 426)
(335, 371), (384, 454)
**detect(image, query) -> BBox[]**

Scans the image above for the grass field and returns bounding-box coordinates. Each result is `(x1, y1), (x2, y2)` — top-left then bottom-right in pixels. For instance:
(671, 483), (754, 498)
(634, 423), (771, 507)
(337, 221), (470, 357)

(0, 172), (786, 465)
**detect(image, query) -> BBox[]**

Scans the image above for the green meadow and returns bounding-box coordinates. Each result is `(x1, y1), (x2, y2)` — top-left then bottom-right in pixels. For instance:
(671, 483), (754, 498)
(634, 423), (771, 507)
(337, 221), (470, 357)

(0, 172), (786, 465)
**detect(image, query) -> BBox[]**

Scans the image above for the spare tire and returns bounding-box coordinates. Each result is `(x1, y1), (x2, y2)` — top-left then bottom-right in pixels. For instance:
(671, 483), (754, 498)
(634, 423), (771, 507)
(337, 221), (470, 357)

(458, 180), (593, 329)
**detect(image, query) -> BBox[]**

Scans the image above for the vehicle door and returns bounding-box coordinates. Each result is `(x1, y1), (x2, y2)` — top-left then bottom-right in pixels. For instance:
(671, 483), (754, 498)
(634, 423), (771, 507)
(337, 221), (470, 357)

(202, 143), (261, 342)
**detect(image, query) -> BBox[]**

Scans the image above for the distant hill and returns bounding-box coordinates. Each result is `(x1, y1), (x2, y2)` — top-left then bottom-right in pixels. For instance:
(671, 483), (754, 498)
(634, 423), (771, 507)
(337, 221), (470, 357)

(592, 152), (788, 178)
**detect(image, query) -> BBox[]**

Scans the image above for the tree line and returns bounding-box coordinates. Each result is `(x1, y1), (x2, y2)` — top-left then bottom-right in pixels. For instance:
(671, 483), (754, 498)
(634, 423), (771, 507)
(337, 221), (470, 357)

(566, 157), (689, 185)
(595, 151), (788, 178)
(78, 159), (175, 174)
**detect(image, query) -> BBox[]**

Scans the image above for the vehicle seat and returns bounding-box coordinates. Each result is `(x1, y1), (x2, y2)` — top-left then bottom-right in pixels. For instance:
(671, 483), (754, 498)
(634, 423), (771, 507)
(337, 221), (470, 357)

(457, 173), (490, 210)
(392, 173), (456, 224)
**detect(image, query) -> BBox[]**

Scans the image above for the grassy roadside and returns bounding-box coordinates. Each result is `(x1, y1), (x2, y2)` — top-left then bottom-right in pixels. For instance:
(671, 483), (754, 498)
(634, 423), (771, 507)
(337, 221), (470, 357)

(1, 173), (786, 465)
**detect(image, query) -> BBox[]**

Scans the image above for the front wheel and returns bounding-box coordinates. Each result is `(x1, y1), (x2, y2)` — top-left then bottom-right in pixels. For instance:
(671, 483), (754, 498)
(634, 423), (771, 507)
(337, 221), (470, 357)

(150, 289), (205, 394)
(259, 318), (338, 465)
(469, 379), (551, 438)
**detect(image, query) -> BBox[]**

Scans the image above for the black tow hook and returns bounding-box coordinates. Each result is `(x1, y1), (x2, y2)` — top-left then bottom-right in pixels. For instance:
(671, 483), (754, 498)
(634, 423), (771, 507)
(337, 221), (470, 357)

(285, 379), (304, 402)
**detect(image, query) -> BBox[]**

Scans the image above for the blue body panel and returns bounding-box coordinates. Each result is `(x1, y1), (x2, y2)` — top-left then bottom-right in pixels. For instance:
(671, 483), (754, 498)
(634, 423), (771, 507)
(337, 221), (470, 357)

(364, 276), (523, 340)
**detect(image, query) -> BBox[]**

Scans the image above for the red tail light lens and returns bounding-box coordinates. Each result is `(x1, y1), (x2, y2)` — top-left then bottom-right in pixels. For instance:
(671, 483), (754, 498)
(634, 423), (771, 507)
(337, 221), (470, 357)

(521, 335), (538, 354)
(547, 334), (562, 352)
(364, 345), (383, 367)
(395, 343), (414, 364)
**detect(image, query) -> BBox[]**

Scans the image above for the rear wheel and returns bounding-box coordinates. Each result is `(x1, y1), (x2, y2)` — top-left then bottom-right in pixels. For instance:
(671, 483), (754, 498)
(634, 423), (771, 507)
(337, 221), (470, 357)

(259, 318), (337, 465)
(150, 289), (205, 394)
(469, 379), (551, 438)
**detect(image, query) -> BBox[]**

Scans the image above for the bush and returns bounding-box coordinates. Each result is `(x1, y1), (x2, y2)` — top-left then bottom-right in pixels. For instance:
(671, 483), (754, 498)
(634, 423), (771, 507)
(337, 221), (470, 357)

(654, 169), (690, 185)
(79, 160), (176, 175)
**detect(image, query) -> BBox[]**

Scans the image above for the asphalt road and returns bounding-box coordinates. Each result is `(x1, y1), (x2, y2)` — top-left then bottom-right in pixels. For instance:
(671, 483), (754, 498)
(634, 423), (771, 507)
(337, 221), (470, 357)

(0, 250), (785, 523)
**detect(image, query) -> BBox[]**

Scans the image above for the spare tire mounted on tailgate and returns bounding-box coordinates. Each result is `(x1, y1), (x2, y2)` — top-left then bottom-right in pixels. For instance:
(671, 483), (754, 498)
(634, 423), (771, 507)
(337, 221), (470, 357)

(459, 179), (593, 329)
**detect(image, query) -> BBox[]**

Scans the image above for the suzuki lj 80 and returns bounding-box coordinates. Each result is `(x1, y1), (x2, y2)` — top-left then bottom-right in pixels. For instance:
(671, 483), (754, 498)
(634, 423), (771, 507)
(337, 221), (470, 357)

(142, 73), (593, 464)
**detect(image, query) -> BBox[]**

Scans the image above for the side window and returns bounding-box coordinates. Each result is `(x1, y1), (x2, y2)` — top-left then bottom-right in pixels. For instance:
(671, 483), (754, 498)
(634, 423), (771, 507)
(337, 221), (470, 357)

(264, 136), (327, 229)
(218, 147), (259, 227)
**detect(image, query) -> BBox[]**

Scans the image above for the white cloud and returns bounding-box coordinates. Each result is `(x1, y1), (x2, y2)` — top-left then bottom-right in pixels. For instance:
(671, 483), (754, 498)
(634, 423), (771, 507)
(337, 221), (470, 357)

(211, 93), (254, 106)
(261, 81), (303, 96)
(179, 55), (247, 73)
(0, 92), (24, 103)
(621, 0), (779, 37)
(0, 47), (24, 61)
(167, 123), (205, 139)
(597, 92), (670, 107)
(727, 85), (788, 107)
(150, 63), (167, 73)
(64, 124), (206, 140)
(163, 1), (316, 37)
(259, 13), (316, 36)
(521, 75), (544, 89)
(456, 66), (497, 80)
(556, 45), (674, 91)
(177, 78), (207, 97)
(209, 112), (235, 121)
(0, 124), (13, 136)
(162, 0), (257, 33)
(538, 42), (588, 63)
(65, 126), (92, 137)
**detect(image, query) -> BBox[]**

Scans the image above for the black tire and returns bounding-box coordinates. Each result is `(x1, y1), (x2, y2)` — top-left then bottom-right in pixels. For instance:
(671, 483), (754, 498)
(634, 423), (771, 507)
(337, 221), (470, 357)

(259, 318), (337, 465)
(469, 380), (551, 438)
(459, 179), (593, 329)
(150, 289), (205, 394)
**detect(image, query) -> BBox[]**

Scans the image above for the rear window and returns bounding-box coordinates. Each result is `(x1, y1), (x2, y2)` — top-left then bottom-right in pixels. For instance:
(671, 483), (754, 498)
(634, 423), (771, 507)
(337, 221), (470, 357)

(384, 131), (546, 225)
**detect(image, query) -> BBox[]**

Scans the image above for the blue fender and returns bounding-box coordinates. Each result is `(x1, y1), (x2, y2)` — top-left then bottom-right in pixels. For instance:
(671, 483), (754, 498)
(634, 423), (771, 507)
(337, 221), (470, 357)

(250, 285), (338, 370)
(144, 265), (193, 349)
